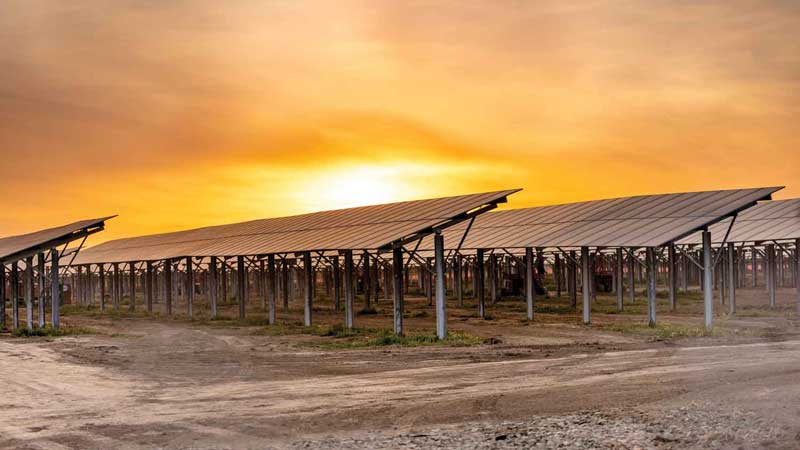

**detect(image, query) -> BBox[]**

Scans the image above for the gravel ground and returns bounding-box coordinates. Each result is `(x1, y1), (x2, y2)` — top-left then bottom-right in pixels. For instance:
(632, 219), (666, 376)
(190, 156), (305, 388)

(293, 403), (792, 450)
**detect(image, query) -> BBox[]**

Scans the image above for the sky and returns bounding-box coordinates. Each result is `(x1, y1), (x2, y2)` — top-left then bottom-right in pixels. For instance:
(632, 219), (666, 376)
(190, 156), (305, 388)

(1, 0), (799, 245)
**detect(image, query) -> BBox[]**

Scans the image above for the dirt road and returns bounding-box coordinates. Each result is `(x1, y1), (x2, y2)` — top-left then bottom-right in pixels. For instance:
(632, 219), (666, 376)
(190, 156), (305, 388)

(2, 313), (800, 449)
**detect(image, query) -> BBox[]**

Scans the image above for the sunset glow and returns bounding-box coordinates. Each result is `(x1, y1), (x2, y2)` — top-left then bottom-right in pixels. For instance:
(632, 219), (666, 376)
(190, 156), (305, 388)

(1, 1), (798, 245)
(304, 166), (405, 210)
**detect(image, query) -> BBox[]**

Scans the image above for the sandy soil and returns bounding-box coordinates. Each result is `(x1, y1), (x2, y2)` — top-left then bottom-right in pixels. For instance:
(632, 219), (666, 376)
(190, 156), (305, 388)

(1, 287), (799, 449)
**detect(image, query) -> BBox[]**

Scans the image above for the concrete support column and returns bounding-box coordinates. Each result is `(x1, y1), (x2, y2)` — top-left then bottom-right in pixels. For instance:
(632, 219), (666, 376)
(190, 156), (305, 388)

(611, 254), (618, 295)
(50, 249), (60, 329)
(363, 251), (372, 310)
(0, 265), (5, 330)
(703, 231), (714, 330)
(145, 262), (154, 313)
(525, 247), (535, 321)
(165, 267), (171, 305)
(392, 246), (404, 335)
(470, 258), (477, 298)
(647, 247), (657, 327)
(83, 266), (89, 305)
(25, 256), (33, 330)
(566, 254), (573, 302)
(628, 252), (636, 304)
(129, 262), (137, 312)
(165, 260), (173, 316)
(281, 260), (289, 311)
(37, 254), (46, 327)
(372, 256), (380, 303)
(434, 231), (447, 339)
(220, 260), (228, 304)
(569, 250), (577, 308)
(99, 265), (106, 312)
(581, 247), (591, 325)
(455, 253), (463, 307)
(476, 249), (486, 318)
(616, 248), (624, 312)
(332, 255), (341, 312)
(267, 255), (276, 325)
(303, 252), (313, 326)
(380, 266), (387, 297)
(728, 242), (736, 315)
(668, 244), (677, 311)
(86, 268), (93, 304)
(259, 259), (266, 311)
(720, 249), (727, 305)
(344, 250), (354, 329)
(795, 239), (800, 317)
(208, 258), (218, 318)
(767, 244), (776, 309)
(154, 266), (160, 304)
(237, 256), (246, 320)
(737, 248), (743, 289)
(489, 255), (498, 305)
(112, 263), (120, 311)
(681, 251), (688, 293)
(555, 254), (562, 298)
(75, 266), (82, 306)
(426, 258), (433, 306)
(764, 248), (771, 294)
(185, 258), (193, 319)
(119, 264), (126, 309)
(11, 263), (19, 329)
(119, 265), (125, 310)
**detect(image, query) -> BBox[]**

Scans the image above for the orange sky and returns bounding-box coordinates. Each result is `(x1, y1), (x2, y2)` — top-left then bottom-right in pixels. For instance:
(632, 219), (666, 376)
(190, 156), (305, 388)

(1, 0), (799, 246)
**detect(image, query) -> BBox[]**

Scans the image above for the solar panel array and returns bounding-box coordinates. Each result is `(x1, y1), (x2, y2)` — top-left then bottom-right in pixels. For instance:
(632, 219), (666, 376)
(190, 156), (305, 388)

(421, 187), (781, 249)
(0, 217), (113, 263)
(73, 190), (519, 264)
(678, 198), (800, 244)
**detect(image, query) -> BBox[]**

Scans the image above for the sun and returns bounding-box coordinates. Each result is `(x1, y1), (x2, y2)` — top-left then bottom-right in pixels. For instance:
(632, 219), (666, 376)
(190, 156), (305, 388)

(318, 166), (400, 209)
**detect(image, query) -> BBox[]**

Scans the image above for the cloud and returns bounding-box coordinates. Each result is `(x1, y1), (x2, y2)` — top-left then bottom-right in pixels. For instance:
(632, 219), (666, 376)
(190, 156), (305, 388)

(1, 0), (798, 240)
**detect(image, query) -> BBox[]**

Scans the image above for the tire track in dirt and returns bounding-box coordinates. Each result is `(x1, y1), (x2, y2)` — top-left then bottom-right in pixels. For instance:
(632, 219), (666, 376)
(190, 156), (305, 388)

(3, 334), (800, 449)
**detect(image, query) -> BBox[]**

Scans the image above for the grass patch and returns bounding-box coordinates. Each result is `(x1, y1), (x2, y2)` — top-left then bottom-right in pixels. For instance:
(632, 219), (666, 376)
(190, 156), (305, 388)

(534, 304), (575, 315)
(254, 321), (490, 349)
(109, 332), (141, 338)
(203, 316), (273, 327)
(317, 324), (377, 338)
(252, 321), (321, 336)
(59, 304), (159, 320)
(732, 305), (789, 318)
(251, 322), (377, 337)
(308, 329), (487, 350)
(11, 325), (98, 338)
(599, 322), (721, 341)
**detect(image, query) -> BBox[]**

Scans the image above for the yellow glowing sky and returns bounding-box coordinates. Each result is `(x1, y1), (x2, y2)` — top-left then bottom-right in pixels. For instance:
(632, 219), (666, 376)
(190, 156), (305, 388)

(1, 1), (799, 245)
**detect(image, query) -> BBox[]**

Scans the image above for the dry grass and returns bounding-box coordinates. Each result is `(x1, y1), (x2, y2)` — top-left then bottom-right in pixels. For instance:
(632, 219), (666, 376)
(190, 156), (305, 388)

(596, 322), (723, 341)
(11, 325), (99, 338)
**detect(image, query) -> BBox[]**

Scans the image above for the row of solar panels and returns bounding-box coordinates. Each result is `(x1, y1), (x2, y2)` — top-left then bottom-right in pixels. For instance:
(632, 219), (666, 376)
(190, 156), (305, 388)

(422, 188), (794, 250)
(1, 187), (797, 266)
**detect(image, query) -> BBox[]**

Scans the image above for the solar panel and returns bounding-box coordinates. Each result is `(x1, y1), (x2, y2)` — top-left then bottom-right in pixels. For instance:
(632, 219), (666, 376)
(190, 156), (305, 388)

(0, 217), (113, 264)
(678, 198), (800, 244)
(73, 190), (520, 264)
(422, 187), (782, 249)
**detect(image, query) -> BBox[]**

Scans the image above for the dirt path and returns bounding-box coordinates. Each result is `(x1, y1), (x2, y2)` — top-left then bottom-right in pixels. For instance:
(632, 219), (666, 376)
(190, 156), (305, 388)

(2, 318), (800, 449)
